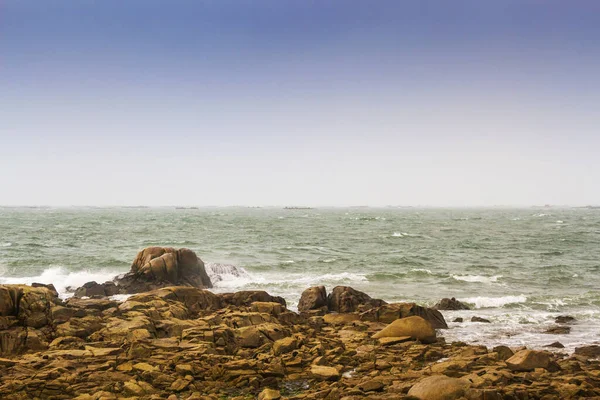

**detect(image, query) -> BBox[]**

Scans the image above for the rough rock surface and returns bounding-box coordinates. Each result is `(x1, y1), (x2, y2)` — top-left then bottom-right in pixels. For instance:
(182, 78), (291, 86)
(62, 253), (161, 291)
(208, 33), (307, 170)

(1, 282), (599, 400)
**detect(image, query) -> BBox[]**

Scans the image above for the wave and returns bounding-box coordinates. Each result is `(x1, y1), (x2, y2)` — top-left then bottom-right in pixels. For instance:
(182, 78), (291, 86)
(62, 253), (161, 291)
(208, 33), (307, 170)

(452, 274), (502, 283)
(1, 242), (12, 247)
(391, 232), (430, 239)
(0, 266), (123, 298)
(462, 295), (527, 308)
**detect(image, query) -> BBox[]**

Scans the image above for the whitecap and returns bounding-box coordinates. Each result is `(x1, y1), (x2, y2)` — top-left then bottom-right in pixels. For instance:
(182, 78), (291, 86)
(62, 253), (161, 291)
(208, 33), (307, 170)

(0, 266), (123, 299)
(452, 274), (502, 283)
(410, 268), (433, 275)
(462, 295), (527, 308)
(1, 242), (12, 247)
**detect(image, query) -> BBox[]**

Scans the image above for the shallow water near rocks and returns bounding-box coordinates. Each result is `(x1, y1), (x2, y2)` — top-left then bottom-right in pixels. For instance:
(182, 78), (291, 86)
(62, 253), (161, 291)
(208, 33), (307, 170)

(1, 206), (599, 351)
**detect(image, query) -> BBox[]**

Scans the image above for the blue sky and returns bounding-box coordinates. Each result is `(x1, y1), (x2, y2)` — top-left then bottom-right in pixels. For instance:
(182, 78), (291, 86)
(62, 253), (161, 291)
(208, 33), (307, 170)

(1, 0), (599, 206)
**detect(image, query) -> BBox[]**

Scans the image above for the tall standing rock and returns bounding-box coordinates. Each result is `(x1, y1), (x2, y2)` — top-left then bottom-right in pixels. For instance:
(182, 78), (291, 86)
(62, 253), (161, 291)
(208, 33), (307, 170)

(297, 286), (328, 312)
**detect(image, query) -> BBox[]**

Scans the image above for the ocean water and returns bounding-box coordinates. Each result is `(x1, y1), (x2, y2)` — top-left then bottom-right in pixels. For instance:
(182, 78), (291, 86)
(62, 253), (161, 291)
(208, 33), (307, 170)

(1, 206), (599, 352)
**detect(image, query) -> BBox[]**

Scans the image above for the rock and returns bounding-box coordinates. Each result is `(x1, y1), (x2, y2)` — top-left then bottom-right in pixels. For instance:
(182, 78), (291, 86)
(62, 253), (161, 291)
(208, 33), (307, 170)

(574, 345), (600, 358)
(323, 313), (359, 325)
(545, 325), (571, 334)
(0, 285), (19, 316)
(311, 365), (340, 381)
(357, 379), (384, 392)
(433, 297), (470, 310)
(407, 375), (469, 400)
(453, 317), (463, 323)
(17, 285), (59, 328)
(372, 316), (436, 344)
(471, 316), (491, 323)
(258, 388), (282, 400)
(378, 336), (411, 346)
(555, 315), (576, 324)
(219, 290), (286, 308)
(273, 337), (298, 355)
(298, 286), (328, 312)
(105, 247), (212, 295)
(327, 286), (386, 313)
(492, 345), (514, 361)
(359, 302), (448, 329)
(506, 350), (551, 371)
(31, 283), (59, 297)
(544, 341), (565, 349)
(74, 281), (108, 298)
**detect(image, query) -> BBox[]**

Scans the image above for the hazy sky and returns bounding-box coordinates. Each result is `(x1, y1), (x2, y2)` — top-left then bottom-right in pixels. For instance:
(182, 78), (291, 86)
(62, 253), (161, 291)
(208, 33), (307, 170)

(1, 0), (599, 206)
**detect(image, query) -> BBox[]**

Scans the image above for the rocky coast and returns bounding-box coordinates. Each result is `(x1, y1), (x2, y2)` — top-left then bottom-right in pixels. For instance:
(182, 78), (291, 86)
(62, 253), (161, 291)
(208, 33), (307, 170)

(1, 248), (600, 400)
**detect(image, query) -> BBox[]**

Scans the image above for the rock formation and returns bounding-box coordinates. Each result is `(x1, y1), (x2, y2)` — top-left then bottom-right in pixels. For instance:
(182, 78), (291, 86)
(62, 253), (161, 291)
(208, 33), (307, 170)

(74, 247), (212, 297)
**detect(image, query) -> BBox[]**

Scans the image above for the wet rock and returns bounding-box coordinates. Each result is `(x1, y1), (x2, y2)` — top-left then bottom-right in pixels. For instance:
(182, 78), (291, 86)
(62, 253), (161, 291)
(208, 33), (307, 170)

(574, 345), (600, 358)
(433, 297), (470, 310)
(372, 316), (436, 344)
(74, 281), (119, 298)
(471, 316), (491, 323)
(555, 315), (576, 324)
(31, 283), (59, 297)
(407, 375), (469, 400)
(298, 286), (328, 312)
(544, 341), (565, 348)
(545, 325), (571, 334)
(506, 350), (551, 371)
(453, 317), (464, 323)
(327, 286), (386, 313)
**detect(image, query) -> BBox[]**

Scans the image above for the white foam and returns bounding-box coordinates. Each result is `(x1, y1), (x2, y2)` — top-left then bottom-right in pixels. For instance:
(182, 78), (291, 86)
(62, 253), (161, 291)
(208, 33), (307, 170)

(462, 295), (527, 308)
(1, 242), (12, 247)
(452, 275), (502, 283)
(0, 266), (121, 299)
(392, 232), (429, 238)
(410, 268), (433, 274)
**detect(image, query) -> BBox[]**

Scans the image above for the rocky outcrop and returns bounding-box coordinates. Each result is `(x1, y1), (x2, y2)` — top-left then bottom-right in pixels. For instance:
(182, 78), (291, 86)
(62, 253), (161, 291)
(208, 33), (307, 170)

(297, 286), (327, 312)
(433, 297), (470, 310)
(74, 247), (212, 297)
(1, 282), (599, 399)
(327, 285), (386, 313)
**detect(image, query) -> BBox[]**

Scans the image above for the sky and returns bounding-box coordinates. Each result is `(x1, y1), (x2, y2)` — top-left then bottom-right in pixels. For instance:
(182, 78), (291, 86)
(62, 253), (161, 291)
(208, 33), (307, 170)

(1, 0), (599, 207)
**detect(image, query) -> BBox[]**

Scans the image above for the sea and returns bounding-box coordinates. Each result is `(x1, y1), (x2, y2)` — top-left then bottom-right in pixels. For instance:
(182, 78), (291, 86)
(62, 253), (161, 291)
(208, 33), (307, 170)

(1, 206), (599, 352)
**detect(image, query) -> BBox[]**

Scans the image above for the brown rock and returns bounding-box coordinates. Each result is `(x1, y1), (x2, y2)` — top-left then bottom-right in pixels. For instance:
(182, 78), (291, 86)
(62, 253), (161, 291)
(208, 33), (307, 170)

(505, 350), (551, 371)
(273, 337), (298, 355)
(492, 345), (514, 361)
(372, 316), (436, 344)
(357, 379), (384, 392)
(574, 345), (600, 358)
(433, 297), (470, 310)
(327, 286), (386, 313)
(471, 316), (491, 323)
(359, 302), (448, 329)
(545, 325), (571, 334)
(407, 375), (469, 400)
(298, 286), (328, 312)
(323, 313), (359, 325)
(555, 315), (575, 324)
(544, 341), (565, 349)
(219, 290), (286, 308)
(311, 365), (340, 381)
(258, 388), (282, 400)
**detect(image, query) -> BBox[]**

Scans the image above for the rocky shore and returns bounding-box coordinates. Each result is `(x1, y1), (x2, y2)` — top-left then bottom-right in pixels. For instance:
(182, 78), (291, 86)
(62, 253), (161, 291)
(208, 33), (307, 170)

(1, 248), (600, 399)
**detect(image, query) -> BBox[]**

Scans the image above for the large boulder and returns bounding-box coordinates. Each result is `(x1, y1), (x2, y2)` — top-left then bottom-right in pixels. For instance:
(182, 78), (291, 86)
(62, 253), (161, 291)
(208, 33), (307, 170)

(433, 297), (470, 310)
(327, 286), (386, 313)
(372, 315), (437, 344)
(74, 247), (213, 296)
(297, 286), (328, 312)
(407, 375), (469, 400)
(0, 285), (60, 328)
(506, 350), (551, 371)
(360, 302), (448, 329)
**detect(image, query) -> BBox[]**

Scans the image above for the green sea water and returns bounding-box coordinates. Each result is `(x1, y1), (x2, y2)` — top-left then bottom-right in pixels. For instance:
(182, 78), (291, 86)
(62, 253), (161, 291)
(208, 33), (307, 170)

(1, 206), (599, 350)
